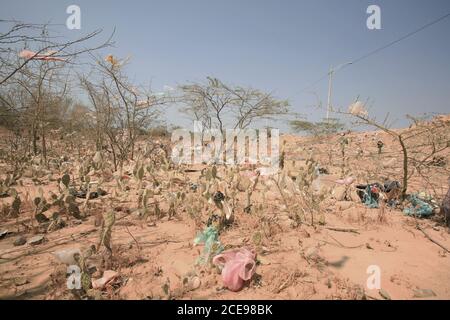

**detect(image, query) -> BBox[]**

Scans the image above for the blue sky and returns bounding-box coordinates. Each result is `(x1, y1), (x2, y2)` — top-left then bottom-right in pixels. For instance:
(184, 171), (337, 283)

(2, 0), (450, 131)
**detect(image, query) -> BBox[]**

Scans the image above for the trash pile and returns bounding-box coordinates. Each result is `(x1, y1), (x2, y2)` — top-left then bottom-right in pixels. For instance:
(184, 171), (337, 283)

(354, 180), (403, 208)
(356, 183), (384, 208)
(351, 179), (443, 220)
(403, 194), (434, 217)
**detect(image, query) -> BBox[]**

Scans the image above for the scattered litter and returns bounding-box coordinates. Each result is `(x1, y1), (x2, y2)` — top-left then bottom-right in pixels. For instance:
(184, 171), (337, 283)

(317, 167), (329, 175)
(356, 184), (382, 208)
(417, 192), (439, 206)
(335, 177), (354, 185)
(356, 181), (401, 208)
(212, 247), (257, 292)
(92, 270), (119, 290)
(413, 288), (436, 298)
(384, 181), (400, 193)
(404, 194), (433, 217)
(13, 236), (27, 246)
(384, 181), (402, 207)
(183, 274), (201, 292)
(0, 230), (13, 240)
(193, 226), (223, 265)
(28, 234), (46, 245)
(190, 277), (201, 290)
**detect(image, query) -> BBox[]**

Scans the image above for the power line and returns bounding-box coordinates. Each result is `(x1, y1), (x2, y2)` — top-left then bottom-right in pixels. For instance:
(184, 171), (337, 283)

(298, 73), (329, 93)
(349, 11), (450, 66)
(298, 11), (450, 93)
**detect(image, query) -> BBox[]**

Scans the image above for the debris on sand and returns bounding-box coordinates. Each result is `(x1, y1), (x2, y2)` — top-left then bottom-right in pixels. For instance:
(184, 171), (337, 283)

(404, 194), (433, 217)
(0, 229), (13, 240)
(182, 274), (202, 292)
(0, 110), (449, 300)
(356, 184), (382, 208)
(193, 226), (223, 265)
(212, 247), (257, 292)
(355, 181), (402, 208)
(335, 177), (354, 185)
(92, 270), (119, 290)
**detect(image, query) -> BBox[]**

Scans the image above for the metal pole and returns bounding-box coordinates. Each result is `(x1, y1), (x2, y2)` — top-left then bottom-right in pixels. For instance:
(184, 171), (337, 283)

(326, 67), (333, 122)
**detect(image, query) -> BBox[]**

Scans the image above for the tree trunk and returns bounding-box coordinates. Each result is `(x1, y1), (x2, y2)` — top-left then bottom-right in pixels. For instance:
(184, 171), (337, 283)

(398, 135), (408, 200)
(110, 140), (117, 171)
(41, 125), (47, 166)
(32, 126), (38, 155)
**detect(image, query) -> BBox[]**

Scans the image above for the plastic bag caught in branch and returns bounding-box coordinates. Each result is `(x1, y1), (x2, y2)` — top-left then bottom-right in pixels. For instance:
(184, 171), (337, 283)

(348, 101), (368, 117)
(19, 49), (66, 62)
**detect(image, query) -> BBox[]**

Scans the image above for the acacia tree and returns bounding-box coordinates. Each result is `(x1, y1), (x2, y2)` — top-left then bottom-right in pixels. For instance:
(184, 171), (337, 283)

(180, 77), (289, 136)
(290, 117), (345, 136)
(0, 21), (113, 166)
(0, 20), (112, 86)
(16, 57), (71, 162)
(81, 56), (165, 170)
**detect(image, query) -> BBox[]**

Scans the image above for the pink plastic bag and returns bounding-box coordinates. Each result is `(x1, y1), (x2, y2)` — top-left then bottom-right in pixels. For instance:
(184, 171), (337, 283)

(335, 177), (355, 185)
(19, 49), (66, 62)
(212, 247), (256, 292)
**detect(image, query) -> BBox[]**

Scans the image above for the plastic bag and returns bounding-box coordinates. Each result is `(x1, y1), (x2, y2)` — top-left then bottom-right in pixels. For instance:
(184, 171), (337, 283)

(193, 226), (223, 265)
(212, 247), (256, 292)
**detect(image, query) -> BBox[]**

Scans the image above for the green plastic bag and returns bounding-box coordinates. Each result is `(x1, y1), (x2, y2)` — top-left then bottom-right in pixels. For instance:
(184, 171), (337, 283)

(403, 194), (433, 217)
(193, 226), (223, 265)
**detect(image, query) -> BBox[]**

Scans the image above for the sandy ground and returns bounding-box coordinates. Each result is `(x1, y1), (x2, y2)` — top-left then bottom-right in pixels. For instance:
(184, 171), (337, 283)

(0, 125), (449, 300)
